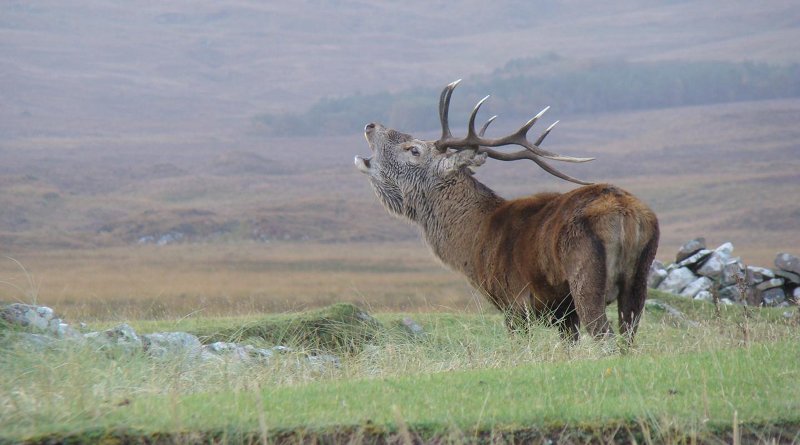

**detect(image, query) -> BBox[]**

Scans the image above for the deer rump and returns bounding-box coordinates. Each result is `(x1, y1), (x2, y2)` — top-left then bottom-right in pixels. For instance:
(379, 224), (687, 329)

(472, 183), (659, 342)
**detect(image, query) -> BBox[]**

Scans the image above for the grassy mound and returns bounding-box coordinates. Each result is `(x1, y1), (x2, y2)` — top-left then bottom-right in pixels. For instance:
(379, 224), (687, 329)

(192, 303), (385, 353)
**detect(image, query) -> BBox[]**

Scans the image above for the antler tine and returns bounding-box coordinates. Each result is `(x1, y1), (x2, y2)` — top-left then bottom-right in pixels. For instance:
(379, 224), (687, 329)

(437, 79), (461, 150)
(467, 95), (490, 139)
(479, 115), (497, 137)
(534, 120), (559, 147)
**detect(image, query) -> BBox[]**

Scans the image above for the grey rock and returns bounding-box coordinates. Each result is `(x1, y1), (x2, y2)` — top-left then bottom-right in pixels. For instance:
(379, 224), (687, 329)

(694, 290), (713, 301)
(677, 249), (712, 270)
(400, 317), (426, 338)
(8, 332), (59, 349)
(680, 276), (713, 298)
(142, 332), (202, 358)
(85, 324), (142, 353)
(756, 278), (784, 291)
(747, 266), (775, 284)
(721, 260), (746, 287)
(657, 267), (697, 294)
(696, 243), (734, 279)
(676, 238), (706, 263)
(774, 269), (800, 285)
(647, 260), (668, 289)
(719, 298), (735, 305)
(775, 252), (800, 275)
(794, 287), (800, 302)
(761, 288), (786, 306)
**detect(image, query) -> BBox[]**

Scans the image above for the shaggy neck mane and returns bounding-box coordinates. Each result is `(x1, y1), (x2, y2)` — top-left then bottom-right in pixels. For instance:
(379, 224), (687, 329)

(415, 172), (503, 276)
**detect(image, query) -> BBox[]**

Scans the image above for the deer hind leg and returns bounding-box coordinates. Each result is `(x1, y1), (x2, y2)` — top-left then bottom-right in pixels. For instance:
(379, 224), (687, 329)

(567, 233), (613, 340)
(618, 233), (659, 344)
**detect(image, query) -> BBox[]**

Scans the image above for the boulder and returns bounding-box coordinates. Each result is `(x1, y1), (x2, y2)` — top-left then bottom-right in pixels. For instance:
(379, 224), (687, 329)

(647, 260), (668, 288)
(794, 287), (800, 302)
(696, 243), (734, 279)
(676, 238), (706, 263)
(399, 317), (426, 338)
(676, 249), (712, 270)
(761, 288), (786, 307)
(680, 276), (713, 298)
(657, 267), (697, 294)
(775, 253), (800, 275)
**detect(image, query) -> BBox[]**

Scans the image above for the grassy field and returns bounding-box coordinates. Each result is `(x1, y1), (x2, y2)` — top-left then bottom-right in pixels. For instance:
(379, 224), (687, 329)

(1, 291), (799, 444)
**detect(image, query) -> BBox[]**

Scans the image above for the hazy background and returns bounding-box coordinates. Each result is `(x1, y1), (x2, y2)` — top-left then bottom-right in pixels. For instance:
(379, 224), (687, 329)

(1, 0), (798, 318)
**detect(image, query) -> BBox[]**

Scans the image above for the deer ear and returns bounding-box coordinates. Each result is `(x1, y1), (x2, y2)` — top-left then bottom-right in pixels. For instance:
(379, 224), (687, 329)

(438, 150), (487, 176)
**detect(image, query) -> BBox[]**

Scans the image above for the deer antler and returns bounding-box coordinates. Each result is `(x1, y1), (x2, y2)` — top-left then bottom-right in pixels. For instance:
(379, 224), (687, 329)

(433, 79), (594, 185)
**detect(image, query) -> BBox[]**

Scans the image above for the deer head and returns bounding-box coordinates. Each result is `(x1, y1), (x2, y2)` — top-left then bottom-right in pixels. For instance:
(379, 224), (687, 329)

(354, 79), (594, 220)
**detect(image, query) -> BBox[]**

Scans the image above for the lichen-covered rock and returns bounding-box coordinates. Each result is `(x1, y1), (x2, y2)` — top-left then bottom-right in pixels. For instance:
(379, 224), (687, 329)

(775, 253), (800, 275)
(657, 267), (697, 294)
(718, 285), (742, 301)
(647, 260), (668, 289)
(676, 238), (706, 263)
(696, 243), (734, 278)
(680, 276), (713, 298)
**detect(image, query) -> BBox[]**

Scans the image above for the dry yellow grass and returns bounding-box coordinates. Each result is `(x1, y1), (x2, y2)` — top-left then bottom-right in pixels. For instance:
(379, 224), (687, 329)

(0, 242), (479, 321)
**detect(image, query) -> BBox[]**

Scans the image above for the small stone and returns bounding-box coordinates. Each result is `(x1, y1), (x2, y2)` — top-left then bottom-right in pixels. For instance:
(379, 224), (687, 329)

(657, 267), (697, 294)
(694, 290), (713, 301)
(719, 298), (734, 305)
(775, 253), (800, 275)
(756, 278), (784, 291)
(761, 288), (786, 306)
(677, 249), (712, 270)
(680, 276), (713, 298)
(676, 237), (706, 263)
(647, 260), (668, 288)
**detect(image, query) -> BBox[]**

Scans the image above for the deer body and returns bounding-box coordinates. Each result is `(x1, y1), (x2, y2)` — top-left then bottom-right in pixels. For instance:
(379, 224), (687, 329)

(355, 81), (659, 342)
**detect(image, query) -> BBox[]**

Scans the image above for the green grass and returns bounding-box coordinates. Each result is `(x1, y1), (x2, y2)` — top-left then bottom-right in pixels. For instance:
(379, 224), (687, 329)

(1, 293), (799, 443)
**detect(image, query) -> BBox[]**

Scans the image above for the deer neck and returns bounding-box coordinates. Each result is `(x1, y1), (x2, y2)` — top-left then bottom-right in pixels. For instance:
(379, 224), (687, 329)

(415, 174), (503, 276)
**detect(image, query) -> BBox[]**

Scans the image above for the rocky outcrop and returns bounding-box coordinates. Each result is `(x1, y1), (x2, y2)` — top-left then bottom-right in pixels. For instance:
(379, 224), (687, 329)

(649, 239), (799, 307)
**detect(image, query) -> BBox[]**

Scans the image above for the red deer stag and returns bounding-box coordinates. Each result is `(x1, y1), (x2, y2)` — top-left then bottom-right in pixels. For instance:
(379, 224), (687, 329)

(354, 80), (659, 343)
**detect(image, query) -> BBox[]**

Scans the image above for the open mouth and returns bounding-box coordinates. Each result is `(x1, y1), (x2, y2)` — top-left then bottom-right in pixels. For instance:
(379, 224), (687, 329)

(354, 155), (372, 173)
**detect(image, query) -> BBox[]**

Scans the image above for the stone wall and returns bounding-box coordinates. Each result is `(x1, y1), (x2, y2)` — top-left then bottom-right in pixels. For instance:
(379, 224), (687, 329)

(648, 237), (799, 307)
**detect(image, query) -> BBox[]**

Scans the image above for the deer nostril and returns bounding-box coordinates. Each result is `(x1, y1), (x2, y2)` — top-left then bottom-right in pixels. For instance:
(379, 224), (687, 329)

(365, 123), (376, 132)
